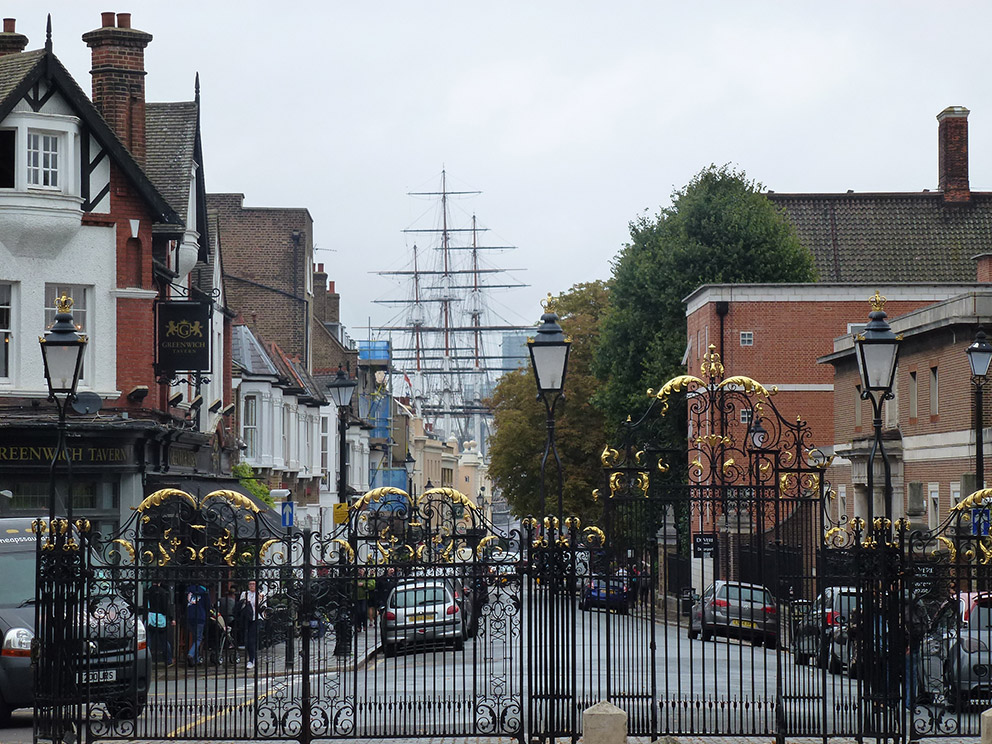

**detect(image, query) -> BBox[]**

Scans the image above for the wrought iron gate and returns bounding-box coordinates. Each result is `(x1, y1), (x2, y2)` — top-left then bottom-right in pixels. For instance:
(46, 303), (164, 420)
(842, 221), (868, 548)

(30, 351), (992, 742)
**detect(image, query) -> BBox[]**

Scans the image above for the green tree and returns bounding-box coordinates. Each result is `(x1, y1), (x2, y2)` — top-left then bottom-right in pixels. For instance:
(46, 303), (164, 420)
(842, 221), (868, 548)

(595, 165), (817, 432)
(232, 461), (275, 507)
(488, 281), (609, 521)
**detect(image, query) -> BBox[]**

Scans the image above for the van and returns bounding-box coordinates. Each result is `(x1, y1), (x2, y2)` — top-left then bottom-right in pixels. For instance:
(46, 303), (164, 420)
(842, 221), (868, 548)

(0, 517), (150, 724)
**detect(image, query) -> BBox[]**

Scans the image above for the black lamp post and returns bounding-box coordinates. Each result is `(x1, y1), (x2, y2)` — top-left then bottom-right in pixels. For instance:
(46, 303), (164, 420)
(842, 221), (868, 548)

(39, 294), (87, 522)
(528, 295), (571, 521)
(404, 450), (416, 496)
(327, 365), (357, 506)
(854, 291), (901, 528)
(967, 328), (992, 490)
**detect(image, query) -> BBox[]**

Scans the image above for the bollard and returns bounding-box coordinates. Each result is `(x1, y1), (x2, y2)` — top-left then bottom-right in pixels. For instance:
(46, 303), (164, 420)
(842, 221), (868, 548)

(982, 707), (992, 744)
(583, 700), (627, 744)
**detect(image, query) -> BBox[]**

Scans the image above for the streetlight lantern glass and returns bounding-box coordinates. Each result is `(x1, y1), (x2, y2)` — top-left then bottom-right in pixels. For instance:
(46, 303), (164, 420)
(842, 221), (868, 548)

(404, 451), (416, 476)
(748, 417), (768, 449)
(967, 328), (992, 378)
(39, 294), (87, 398)
(528, 301), (571, 394)
(855, 291), (900, 394)
(327, 365), (357, 408)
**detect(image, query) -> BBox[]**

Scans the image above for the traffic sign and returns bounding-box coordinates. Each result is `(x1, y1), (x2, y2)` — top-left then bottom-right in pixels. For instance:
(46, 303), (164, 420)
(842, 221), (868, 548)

(333, 502), (349, 525)
(972, 507), (990, 537)
(281, 500), (295, 528)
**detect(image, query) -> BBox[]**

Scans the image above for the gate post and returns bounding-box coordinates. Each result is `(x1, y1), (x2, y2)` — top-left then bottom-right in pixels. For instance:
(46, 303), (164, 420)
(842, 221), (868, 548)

(583, 700), (627, 744)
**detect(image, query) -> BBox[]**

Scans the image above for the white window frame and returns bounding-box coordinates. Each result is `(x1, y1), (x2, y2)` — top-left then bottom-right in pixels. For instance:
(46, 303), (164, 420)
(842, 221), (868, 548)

(27, 129), (61, 190)
(951, 481), (961, 505)
(838, 484), (847, 521)
(928, 482), (940, 530)
(0, 282), (11, 379)
(739, 331), (754, 347)
(44, 283), (88, 384)
(242, 395), (258, 459)
(740, 408), (752, 425)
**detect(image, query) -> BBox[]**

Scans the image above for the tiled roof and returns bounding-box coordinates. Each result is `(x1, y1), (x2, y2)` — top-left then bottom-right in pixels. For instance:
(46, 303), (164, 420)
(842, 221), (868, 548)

(768, 192), (992, 283)
(0, 48), (43, 102)
(231, 324), (279, 378)
(288, 358), (328, 406)
(146, 101), (197, 219)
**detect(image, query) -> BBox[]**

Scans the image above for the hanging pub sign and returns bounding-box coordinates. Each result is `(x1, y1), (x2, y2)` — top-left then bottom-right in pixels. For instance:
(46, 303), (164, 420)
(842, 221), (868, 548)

(156, 301), (211, 374)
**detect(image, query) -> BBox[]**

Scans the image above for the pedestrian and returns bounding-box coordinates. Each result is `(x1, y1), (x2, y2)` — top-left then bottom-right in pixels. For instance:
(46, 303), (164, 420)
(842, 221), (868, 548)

(904, 592), (929, 710)
(355, 568), (372, 631)
(185, 582), (211, 665)
(239, 579), (265, 670)
(145, 580), (174, 666)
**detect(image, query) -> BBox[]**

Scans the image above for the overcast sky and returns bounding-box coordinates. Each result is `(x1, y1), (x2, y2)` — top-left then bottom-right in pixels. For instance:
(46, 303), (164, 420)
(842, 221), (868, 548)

(10, 2), (992, 338)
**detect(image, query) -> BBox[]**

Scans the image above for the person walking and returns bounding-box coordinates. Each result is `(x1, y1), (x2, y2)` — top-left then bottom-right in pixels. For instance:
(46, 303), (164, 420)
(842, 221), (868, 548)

(145, 580), (174, 666)
(185, 582), (211, 666)
(240, 579), (265, 670)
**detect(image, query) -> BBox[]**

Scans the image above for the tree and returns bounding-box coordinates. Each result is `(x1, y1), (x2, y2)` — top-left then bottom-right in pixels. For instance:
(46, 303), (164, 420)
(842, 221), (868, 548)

(488, 281), (609, 522)
(595, 165), (817, 434)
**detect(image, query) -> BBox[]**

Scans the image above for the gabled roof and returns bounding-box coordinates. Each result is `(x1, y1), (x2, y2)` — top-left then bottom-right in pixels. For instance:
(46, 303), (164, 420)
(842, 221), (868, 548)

(146, 101), (197, 221)
(231, 323), (279, 379)
(768, 191), (992, 283)
(0, 47), (181, 226)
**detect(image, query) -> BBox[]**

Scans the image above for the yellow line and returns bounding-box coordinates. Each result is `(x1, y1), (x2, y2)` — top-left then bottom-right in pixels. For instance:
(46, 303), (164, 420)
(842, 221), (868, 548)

(166, 685), (275, 738)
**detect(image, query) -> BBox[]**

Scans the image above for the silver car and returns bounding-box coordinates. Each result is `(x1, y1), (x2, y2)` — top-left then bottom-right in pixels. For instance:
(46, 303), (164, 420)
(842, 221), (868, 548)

(688, 580), (779, 648)
(924, 593), (992, 709)
(380, 580), (465, 656)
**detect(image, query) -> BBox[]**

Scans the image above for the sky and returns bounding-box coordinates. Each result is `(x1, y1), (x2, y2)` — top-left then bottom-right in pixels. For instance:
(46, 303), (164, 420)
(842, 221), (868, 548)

(9, 2), (992, 339)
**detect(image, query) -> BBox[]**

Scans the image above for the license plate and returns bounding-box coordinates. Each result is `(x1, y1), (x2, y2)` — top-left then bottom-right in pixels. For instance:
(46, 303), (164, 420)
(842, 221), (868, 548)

(80, 669), (116, 683)
(410, 613), (434, 622)
(731, 619), (754, 629)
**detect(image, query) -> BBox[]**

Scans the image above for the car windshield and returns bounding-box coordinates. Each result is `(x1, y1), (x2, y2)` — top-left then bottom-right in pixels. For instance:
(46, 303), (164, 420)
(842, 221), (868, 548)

(392, 587), (446, 608)
(971, 605), (992, 630)
(724, 585), (771, 604)
(0, 548), (36, 608)
(836, 593), (858, 617)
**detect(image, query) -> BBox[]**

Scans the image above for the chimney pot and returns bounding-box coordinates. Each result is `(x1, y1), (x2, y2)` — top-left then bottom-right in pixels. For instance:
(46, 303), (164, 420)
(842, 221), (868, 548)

(317, 263), (324, 273)
(0, 18), (28, 56)
(3, 19), (14, 33)
(117, 13), (131, 28)
(101, 11), (115, 27)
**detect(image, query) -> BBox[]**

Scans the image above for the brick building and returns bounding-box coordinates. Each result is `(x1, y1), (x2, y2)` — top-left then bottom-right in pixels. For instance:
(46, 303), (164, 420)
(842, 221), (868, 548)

(0, 13), (239, 527)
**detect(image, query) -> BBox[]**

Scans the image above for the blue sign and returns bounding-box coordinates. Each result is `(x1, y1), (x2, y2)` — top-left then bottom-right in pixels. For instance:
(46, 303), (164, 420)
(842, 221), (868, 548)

(281, 500), (295, 529)
(972, 507), (990, 537)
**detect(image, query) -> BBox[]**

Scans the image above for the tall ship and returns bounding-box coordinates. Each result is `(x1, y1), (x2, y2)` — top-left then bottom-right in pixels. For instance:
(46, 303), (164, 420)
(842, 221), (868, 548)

(374, 170), (532, 453)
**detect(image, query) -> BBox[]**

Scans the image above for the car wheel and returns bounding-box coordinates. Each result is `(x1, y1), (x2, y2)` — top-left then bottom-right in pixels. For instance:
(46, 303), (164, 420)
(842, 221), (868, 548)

(794, 651), (810, 665)
(453, 637), (464, 651)
(688, 626), (699, 641)
(579, 600), (589, 611)
(765, 636), (777, 650)
(382, 643), (396, 658)
(702, 626), (713, 642)
(620, 603), (630, 616)
(0, 693), (11, 727)
(106, 698), (145, 720)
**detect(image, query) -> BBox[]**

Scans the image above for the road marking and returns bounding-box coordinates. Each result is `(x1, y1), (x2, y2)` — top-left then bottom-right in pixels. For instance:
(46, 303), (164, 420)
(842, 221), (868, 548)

(166, 683), (274, 738)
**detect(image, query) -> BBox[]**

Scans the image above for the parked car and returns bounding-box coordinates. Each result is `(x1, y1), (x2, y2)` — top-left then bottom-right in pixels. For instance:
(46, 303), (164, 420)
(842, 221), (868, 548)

(688, 579), (779, 648)
(380, 580), (465, 656)
(0, 517), (150, 724)
(923, 592), (992, 709)
(790, 586), (858, 669)
(579, 578), (631, 613)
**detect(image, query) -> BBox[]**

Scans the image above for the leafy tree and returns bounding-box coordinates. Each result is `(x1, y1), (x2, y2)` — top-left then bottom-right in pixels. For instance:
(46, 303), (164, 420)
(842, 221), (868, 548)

(594, 165), (817, 434)
(488, 281), (609, 521)
(233, 461), (275, 507)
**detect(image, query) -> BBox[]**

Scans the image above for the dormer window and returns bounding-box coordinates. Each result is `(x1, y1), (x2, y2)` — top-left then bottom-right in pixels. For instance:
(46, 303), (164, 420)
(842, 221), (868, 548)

(27, 131), (60, 189)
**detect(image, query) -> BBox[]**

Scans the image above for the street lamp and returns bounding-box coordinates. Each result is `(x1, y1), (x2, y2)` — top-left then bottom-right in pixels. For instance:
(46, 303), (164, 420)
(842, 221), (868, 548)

(39, 294), (87, 522)
(528, 295), (571, 521)
(854, 291), (901, 526)
(327, 365), (357, 505)
(404, 450), (416, 496)
(967, 328), (992, 489)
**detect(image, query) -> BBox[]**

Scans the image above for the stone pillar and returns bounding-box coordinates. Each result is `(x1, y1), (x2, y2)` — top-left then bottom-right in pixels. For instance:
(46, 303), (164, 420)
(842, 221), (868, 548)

(583, 701), (627, 744)
(981, 707), (992, 744)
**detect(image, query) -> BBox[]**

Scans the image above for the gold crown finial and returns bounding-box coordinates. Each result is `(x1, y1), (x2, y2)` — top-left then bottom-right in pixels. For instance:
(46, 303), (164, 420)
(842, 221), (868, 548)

(541, 293), (557, 313)
(701, 344), (724, 380)
(56, 294), (73, 314)
(869, 291), (886, 312)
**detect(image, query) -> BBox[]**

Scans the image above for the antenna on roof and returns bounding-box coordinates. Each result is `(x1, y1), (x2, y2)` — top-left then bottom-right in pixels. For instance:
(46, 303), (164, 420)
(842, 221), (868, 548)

(45, 14), (52, 52)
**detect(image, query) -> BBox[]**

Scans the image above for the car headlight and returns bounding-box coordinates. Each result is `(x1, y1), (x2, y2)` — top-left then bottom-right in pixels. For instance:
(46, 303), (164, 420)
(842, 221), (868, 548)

(2, 627), (34, 657)
(960, 637), (989, 653)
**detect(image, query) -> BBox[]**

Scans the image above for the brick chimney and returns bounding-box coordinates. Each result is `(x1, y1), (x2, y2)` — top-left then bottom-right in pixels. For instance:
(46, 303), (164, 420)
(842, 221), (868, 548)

(0, 19), (28, 56)
(938, 106), (970, 203)
(82, 13), (153, 166)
